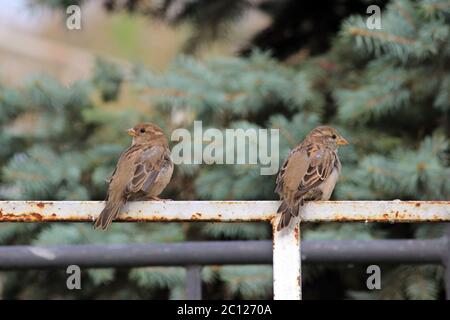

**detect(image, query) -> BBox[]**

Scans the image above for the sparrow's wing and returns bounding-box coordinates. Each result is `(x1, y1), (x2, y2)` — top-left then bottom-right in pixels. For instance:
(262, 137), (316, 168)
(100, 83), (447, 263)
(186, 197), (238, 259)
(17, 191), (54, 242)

(275, 145), (310, 230)
(141, 150), (173, 193)
(104, 146), (137, 200)
(295, 143), (337, 199)
(275, 145), (310, 198)
(126, 145), (166, 194)
(95, 145), (143, 230)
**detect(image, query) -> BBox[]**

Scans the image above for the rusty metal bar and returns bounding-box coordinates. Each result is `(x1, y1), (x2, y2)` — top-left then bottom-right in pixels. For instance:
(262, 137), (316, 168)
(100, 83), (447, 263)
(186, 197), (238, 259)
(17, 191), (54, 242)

(0, 201), (448, 223)
(186, 265), (202, 300)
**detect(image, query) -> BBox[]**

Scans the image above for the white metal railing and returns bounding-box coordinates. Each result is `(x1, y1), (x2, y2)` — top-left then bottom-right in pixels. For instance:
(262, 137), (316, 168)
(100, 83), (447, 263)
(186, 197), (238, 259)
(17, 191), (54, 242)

(0, 200), (449, 299)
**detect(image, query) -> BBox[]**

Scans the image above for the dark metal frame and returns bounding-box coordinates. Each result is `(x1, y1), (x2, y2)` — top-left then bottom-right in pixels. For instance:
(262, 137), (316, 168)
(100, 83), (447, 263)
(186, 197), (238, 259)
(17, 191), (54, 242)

(0, 237), (449, 300)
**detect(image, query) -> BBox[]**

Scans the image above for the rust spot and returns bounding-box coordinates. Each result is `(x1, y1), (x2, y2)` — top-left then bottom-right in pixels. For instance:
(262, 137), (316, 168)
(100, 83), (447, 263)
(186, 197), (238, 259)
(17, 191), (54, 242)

(294, 227), (299, 241)
(116, 216), (274, 223)
(0, 212), (43, 222)
(117, 215), (173, 222)
(382, 213), (389, 220)
(190, 212), (202, 220)
(415, 203), (421, 207)
(215, 201), (243, 205)
(36, 202), (45, 209)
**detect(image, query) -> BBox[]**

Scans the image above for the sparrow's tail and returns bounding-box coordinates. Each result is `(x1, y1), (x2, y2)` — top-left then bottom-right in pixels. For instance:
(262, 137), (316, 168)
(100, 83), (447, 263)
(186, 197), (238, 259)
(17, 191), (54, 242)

(93, 198), (125, 230)
(276, 199), (302, 231)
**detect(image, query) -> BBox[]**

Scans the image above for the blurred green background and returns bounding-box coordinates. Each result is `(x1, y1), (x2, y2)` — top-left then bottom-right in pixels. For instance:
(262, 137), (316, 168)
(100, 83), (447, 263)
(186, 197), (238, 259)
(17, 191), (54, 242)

(0, 0), (449, 299)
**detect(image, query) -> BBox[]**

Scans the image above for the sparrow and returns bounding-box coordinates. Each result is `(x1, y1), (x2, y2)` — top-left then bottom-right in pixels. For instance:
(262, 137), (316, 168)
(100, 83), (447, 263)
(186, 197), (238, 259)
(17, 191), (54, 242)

(275, 126), (348, 231)
(94, 123), (174, 230)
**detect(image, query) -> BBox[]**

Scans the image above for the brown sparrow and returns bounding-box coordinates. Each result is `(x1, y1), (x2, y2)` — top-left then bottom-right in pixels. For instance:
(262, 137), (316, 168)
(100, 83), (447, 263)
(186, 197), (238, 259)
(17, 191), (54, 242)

(94, 123), (174, 230)
(275, 126), (348, 231)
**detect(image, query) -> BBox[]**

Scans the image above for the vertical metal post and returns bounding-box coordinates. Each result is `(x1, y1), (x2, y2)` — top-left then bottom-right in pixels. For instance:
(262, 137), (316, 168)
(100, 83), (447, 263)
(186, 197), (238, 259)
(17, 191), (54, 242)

(186, 265), (202, 300)
(272, 217), (301, 300)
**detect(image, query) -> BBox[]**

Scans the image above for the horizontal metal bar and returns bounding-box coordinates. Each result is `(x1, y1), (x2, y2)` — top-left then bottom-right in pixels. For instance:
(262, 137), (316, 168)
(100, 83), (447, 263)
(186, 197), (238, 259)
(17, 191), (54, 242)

(0, 201), (448, 222)
(0, 239), (446, 270)
(302, 239), (447, 263)
(0, 201), (274, 222)
(0, 241), (270, 269)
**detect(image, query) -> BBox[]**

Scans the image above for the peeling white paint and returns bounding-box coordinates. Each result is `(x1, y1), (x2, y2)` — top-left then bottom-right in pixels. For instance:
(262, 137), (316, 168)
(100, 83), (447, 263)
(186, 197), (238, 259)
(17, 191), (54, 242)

(0, 201), (448, 222)
(273, 215), (301, 300)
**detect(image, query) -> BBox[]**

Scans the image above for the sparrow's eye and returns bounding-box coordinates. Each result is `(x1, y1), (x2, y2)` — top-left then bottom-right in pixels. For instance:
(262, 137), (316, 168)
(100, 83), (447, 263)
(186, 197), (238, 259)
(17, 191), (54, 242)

(332, 134), (337, 139)
(140, 128), (146, 133)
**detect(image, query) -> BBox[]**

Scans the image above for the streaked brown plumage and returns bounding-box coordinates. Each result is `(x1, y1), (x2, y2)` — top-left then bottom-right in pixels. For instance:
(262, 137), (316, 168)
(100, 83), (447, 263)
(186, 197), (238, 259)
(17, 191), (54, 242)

(94, 123), (174, 230)
(275, 126), (348, 231)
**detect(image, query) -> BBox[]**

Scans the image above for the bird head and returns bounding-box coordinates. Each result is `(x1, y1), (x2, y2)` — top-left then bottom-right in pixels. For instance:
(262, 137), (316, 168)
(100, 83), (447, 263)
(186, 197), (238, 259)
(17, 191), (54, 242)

(127, 123), (167, 146)
(307, 126), (349, 150)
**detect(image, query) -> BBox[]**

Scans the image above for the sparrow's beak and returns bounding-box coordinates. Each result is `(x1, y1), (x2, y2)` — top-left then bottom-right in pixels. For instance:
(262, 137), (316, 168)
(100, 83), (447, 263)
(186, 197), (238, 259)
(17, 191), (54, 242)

(127, 128), (137, 137)
(337, 136), (349, 146)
